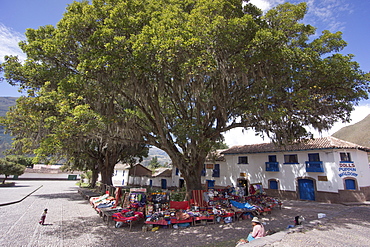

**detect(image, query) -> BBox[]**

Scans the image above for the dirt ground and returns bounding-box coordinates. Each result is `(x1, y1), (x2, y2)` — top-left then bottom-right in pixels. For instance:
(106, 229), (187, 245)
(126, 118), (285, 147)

(2, 181), (368, 247)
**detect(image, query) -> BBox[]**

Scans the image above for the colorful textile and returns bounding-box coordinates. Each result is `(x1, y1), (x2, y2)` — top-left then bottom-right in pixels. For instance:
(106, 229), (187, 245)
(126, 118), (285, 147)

(230, 200), (254, 210)
(113, 211), (144, 223)
(114, 187), (122, 207)
(192, 190), (207, 207)
(169, 201), (190, 210)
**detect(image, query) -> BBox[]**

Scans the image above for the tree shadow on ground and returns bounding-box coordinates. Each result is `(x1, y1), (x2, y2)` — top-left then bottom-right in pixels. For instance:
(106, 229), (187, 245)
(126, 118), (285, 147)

(33, 192), (86, 201)
(311, 206), (370, 231)
(40, 211), (255, 247)
(0, 185), (31, 188)
(37, 197), (370, 247)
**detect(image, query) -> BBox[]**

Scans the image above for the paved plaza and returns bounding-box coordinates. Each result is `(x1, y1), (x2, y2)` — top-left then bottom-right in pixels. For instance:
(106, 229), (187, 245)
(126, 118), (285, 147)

(1, 180), (370, 247)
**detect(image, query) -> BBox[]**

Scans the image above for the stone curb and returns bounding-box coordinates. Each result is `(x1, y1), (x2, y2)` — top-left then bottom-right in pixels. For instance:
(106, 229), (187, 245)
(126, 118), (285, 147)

(0, 185), (43, 207)
(239, 218), (328, 247)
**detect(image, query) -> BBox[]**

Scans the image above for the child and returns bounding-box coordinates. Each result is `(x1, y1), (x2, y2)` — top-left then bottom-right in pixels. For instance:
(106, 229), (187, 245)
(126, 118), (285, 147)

(39, 208), (48, 225)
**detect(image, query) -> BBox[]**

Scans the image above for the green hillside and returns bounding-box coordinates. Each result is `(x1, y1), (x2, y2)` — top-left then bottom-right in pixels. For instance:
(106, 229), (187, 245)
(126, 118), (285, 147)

(0, 97), (17, 116)
(141, 147), (171, 167)
(0, 97), (17, 157)
(332, 114), (370, 147)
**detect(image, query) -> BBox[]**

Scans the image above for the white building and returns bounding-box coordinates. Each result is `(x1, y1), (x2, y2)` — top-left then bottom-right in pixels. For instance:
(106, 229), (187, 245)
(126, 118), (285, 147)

(111, 137), (370, 203)
(112, 163), (173, 189)
(112, 163), (152, 187)
(151, 168), (173, 189)
(220, 136), (370, 203)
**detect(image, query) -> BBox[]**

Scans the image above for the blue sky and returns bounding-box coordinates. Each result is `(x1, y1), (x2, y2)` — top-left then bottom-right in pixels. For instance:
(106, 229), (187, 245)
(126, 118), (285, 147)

(0, 0), (369, 146)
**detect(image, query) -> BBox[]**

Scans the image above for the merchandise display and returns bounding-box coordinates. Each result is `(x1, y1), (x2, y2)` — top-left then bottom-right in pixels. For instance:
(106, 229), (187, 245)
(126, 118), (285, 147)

(84, 185), (282, 231)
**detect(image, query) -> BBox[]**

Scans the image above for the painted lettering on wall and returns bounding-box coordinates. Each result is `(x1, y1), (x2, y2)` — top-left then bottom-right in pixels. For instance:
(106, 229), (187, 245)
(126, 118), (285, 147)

(339, 163), (355, 168)
(338, 163), (358, 177)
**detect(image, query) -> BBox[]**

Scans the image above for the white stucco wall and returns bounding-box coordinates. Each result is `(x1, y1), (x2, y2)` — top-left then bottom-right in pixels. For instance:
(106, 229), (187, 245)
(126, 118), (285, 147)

(331, 149), (370, 189)
(151, 177), (170, 188)
(200, 161), (232, 187)
(112, 169), (130, 186)
(222, 148), (370, 193)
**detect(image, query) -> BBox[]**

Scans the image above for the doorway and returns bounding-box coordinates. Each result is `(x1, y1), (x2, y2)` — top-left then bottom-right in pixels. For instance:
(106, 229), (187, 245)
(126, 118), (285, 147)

(298, 179), (315, 201)
(161, 179), (167, 189)
(237, 178), (249, 196)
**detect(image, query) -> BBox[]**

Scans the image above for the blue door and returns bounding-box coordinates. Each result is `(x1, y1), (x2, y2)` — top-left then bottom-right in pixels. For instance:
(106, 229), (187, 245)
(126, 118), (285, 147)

(161, 179), (167, 189)
(298, 179), (315, 201)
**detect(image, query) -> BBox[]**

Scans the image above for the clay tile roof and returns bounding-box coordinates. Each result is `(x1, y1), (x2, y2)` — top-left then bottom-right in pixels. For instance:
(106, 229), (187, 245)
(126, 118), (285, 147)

(152, 168), (172, 177)
(114, 163), (131, 170)
(221, 136), (370, 155)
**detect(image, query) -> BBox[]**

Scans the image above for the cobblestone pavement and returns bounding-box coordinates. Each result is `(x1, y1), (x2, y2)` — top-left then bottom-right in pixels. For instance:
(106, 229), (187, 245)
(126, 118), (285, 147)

(1, 181), (370, 247)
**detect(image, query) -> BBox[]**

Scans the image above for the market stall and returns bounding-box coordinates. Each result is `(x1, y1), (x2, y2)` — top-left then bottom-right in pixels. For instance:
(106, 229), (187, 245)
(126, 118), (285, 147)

(83, 184), (282, 231)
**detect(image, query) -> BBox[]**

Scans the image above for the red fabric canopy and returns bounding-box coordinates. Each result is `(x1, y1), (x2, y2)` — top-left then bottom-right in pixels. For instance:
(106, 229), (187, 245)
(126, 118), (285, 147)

(192, 190), (207, 207)
(169, 201), (190, 210)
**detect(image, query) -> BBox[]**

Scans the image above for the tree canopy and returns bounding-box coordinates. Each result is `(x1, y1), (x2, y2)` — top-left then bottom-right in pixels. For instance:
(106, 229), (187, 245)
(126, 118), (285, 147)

(0, 155), (29, 184)
(1, 0), (368, 195)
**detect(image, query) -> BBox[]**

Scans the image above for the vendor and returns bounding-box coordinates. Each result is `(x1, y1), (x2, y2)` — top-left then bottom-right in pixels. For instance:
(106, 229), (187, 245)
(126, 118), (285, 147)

(247, 217), (265, 242)
(236, 217), (266, 246)
(175, 210), (190, 221)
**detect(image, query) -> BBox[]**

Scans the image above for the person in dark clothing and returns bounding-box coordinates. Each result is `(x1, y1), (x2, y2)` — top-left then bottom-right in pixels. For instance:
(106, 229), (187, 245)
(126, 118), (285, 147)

(39, 208), (48, 225)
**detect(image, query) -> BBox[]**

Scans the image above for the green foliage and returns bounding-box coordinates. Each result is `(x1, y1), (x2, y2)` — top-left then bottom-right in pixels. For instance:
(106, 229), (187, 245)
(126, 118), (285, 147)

(0, 155), (27, 184)
(149, 156), (161, 170)
(80, 170), (93, 186)
(1, 0), (368, 193)
(170, 192), (186, 202)
(213, 141), (229, 150)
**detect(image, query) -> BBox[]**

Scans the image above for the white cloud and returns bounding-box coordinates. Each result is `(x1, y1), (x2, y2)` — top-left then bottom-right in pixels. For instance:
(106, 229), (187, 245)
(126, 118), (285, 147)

(248, 0), (272, 12)
(249, 0), (351, 33)
(304, 0), (351, 32)
(224, 105), (370, 147)
(224, 127), (265, 147)
(0, 23), (26, 63)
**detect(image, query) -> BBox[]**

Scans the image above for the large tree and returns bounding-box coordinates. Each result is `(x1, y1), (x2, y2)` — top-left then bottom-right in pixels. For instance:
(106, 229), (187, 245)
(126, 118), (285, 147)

(0, 155), (28, 184)
(2, 0), (368, 196)
(1, 90), (148, 186)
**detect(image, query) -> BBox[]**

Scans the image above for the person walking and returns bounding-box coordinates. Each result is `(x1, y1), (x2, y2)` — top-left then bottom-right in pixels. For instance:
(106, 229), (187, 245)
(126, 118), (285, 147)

(39, 208), (48, 225)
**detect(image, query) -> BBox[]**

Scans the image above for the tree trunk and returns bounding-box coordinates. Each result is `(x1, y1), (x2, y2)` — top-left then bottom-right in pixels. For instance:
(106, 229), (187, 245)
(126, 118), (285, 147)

(101, 165), (113, 186)
(164, 144), (209, 200)
(2, 175), (7, 184)
(170, 154), (205, 200)
(91, 169), (99, 188)
(182, 167), (204, 200)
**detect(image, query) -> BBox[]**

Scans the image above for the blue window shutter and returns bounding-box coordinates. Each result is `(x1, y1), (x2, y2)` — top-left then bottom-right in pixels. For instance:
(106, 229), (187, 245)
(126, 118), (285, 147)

(201, 164), (206, 176)
(212, 164), (220, 177)
(345, 179), (356, 190)
(269, 180), (278, 189)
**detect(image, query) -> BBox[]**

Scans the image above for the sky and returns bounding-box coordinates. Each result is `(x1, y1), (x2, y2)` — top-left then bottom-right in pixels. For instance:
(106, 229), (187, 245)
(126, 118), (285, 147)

(0, 0), (369, 146)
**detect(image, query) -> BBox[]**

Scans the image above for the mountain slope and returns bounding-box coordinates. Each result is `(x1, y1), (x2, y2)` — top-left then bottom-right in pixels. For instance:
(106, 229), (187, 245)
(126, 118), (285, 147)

(332, 114), (370, 147)
(0, 97), (17, 157)
(0, 97), (17, 117)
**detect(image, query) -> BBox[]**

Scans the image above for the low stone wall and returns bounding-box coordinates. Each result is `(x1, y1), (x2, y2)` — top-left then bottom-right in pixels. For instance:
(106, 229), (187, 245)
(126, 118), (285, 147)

(25, 167), (64, 174)
(266, 188), (370, 203)
(264, 189), (297, 200)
